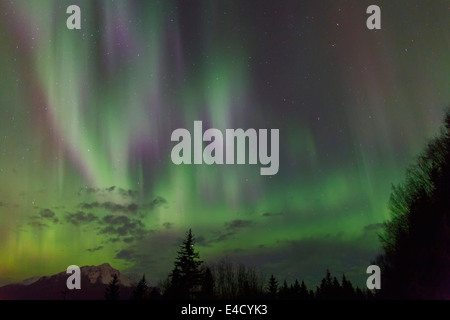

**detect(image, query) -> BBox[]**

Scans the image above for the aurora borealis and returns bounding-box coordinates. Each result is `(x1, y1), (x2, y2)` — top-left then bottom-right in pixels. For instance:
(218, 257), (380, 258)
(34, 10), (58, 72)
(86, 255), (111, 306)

(0, 0), (448, 287)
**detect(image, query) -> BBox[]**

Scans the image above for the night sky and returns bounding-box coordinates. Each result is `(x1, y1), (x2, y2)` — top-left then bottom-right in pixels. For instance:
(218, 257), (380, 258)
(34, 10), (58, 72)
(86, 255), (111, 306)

(0, 0), (448, 287)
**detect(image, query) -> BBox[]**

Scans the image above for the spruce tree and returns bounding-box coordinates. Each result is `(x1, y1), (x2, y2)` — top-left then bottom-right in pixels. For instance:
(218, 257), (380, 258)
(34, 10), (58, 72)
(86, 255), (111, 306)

(291, 279), (301, 299)
(317, 269), (332, 299)
(341, 274), (355, 299)
(266, 274), (278, 299)
(168, 229), (203, 299)
(132, 274), (148, 300)
(278, 280), (289, 299)
(331, 277), (341, 299)
(105, 274), (120, 300)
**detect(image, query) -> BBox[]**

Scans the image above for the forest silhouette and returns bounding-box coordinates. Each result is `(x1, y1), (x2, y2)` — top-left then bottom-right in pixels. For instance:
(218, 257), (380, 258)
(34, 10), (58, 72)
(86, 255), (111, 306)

(105, 109), (450, 301)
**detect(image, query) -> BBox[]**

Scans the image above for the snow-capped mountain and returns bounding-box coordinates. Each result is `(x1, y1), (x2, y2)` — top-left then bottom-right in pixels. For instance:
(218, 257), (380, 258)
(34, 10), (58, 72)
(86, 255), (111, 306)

(0, 263), (136, 300)
(79, 263), (134, 287)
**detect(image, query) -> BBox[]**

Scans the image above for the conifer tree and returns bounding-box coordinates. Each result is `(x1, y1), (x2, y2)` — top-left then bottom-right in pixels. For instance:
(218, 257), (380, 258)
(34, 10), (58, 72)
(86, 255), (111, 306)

(266, 274), (278, 299)
(105, 274), (120, 300)
(278, 280), (289, 299)
(168, 229), (203, 299)
(132, 274), (148, 300)
(341, 274), (355, 299)
(299, 280), (309, 300)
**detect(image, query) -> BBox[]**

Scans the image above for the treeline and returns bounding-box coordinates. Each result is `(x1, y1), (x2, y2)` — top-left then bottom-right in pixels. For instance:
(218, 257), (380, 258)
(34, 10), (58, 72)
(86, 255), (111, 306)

(375, 110), (450, 299)
(104, 229), (374, 300)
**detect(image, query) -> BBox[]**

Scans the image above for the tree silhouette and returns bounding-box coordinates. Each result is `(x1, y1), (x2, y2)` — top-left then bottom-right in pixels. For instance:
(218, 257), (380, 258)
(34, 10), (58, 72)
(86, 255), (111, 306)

(199, 266), (215, 300)
(377, 109), (450, 299)
(266, 274), (278, 299)
(105, 274), (120, 300)
(210, 261), (264, 299)
(299, 281), (310, 300)
(132, 274), (148, 300)
(341, 274), (355, 299)
(149, 287), (162, 300)
(167, 229), (203, 299)
(278, 280), (289, 299)
(316, 269), (333, 299)
(157, 231), (370, 300)
(355, 287), (365, 300)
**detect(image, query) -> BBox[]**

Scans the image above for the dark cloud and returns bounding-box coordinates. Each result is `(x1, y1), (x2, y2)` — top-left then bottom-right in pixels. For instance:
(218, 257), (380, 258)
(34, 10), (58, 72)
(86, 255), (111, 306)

(79, 201), (140, 214)
(103, 215), (132, 225)
(39, 209), (54, 218)
(65, 211), (98, 226)
(262, 212), (284, 217)
(63, 208), (152, 243)
(225, 219), (253, 230)
(86, 246), (103, 252)
(142, 196), (167, 210)
(115, 248), (157, 271)
(78, 196), (166, 217)
(39, 209), (58, 223)
(124, 237), (135, 243)
(117, 188), (138, 199)
(115, 249), (135, 260)
(78, 186), (138, 199)
(28, 208), (59, 227)
(163, 222), (173, 230)
(28, 221), (48, 229)
(201, 220), (254, 245)
(195, 236), (210, 247)
(363, 223), (385, 232)
(99, 215), (146, 238)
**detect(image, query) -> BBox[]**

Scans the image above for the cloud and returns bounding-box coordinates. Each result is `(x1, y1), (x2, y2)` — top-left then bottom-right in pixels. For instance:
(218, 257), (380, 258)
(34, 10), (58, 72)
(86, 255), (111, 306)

(114, 247), (157, 271)
(115, 249), (135, 260)
(79, 201), (140, 214)
(78, 186), (138, 199)
(163, 222), (173, 230)
(28, 220), (49, 229)
(99, 215), (147, 239)
(142, 196), (167, 210)
(262, 212), (284, 217)
(363, 223), (385, 232)
(28, 208), (59, 228)
(117, 188), (138, 199)
(195, 236), (210, 247)
(225, 220), (253, 230)
(65, 211), (98, 226)
(64, 209), (152, 243)
(86, 246), (104, 252)
(77, 196), (166, 216)
(39, 209), (58, 223)
(201, 219), (254, 245)
(124, 237), (135, 243)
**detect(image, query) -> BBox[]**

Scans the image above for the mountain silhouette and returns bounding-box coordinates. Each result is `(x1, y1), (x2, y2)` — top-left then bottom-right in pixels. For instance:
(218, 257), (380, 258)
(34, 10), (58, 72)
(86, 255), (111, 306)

(0, 263), (135, 300)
